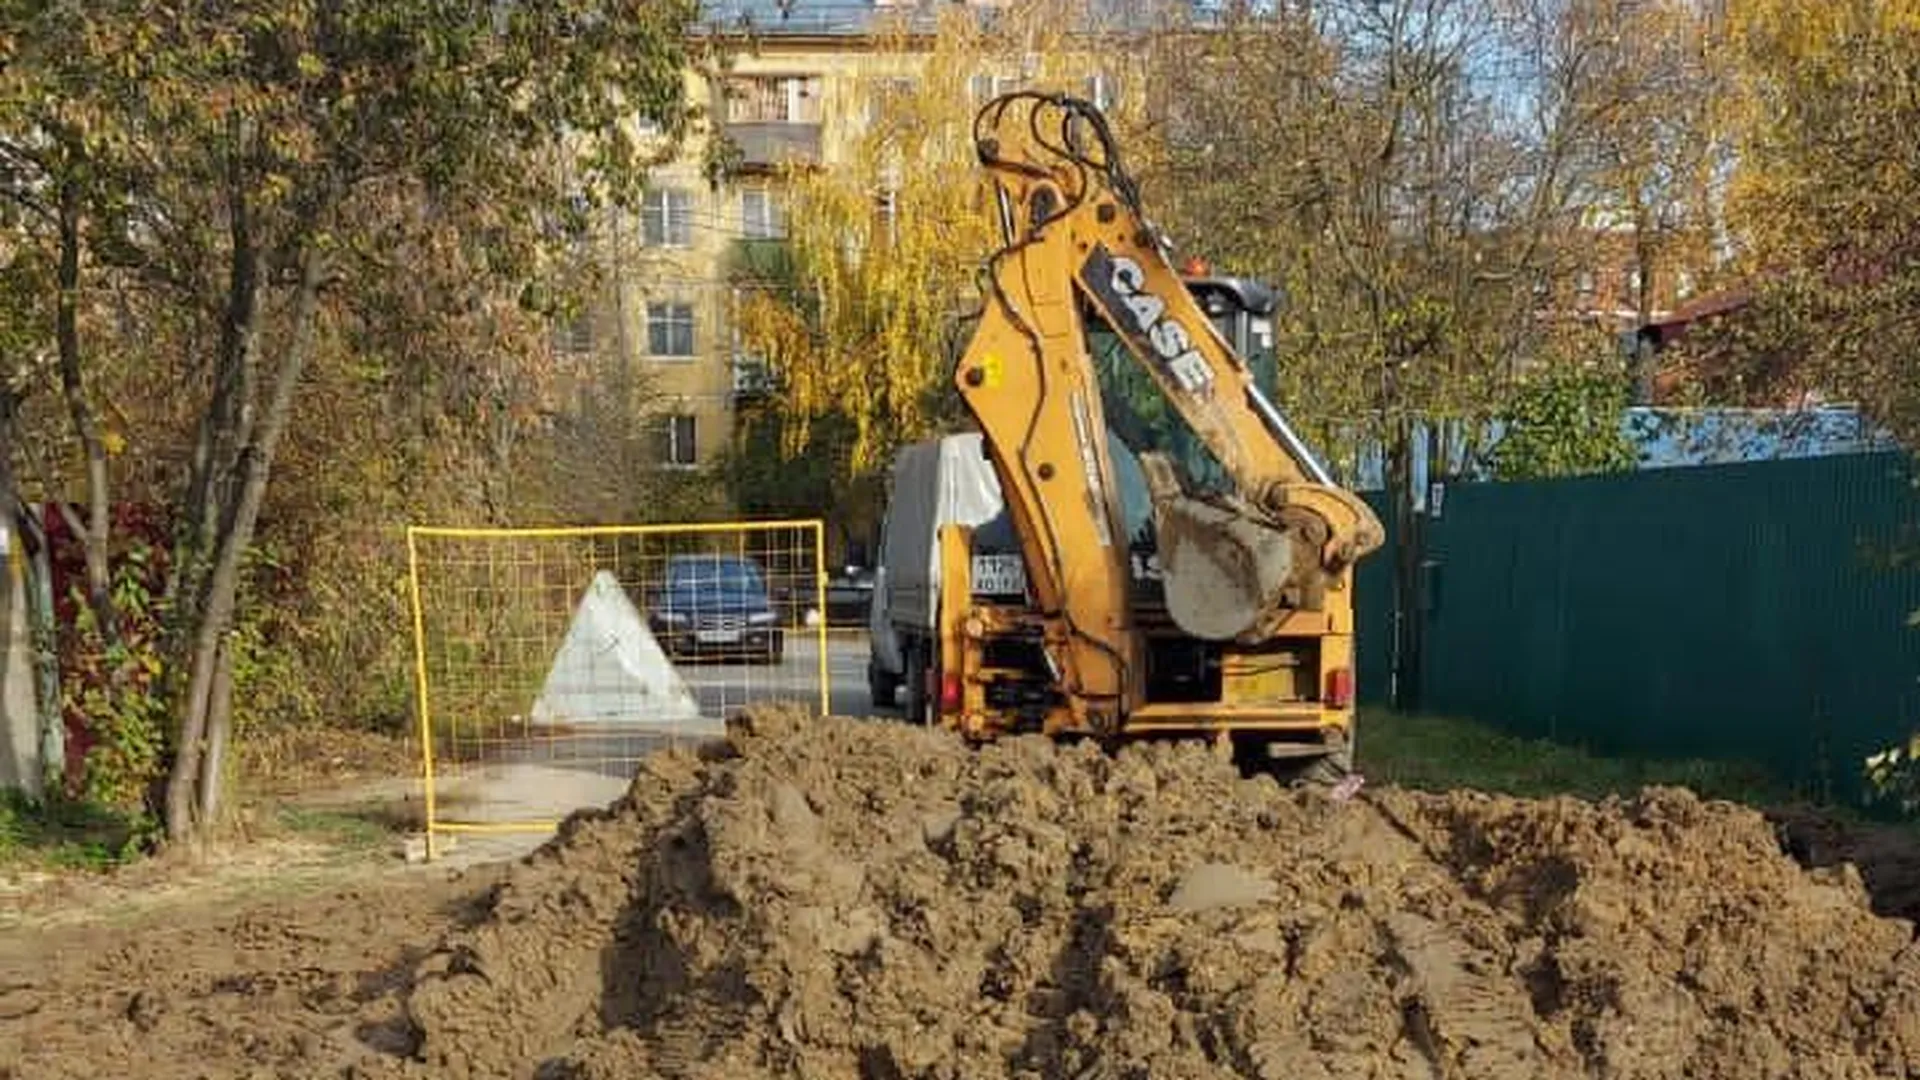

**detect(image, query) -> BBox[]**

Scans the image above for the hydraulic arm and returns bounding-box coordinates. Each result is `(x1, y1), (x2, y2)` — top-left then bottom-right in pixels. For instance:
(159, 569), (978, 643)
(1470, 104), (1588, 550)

(951, 91), (1385, 736)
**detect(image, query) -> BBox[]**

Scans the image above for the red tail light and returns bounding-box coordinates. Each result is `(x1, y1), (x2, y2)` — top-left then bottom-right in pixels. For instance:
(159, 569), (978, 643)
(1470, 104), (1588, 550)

(1324, 667), (1354, 708)
(940, 672), (963, 712)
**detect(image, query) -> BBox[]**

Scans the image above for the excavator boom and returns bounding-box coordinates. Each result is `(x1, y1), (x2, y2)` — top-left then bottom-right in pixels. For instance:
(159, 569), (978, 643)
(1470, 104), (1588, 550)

(951, 91), (1384, 737)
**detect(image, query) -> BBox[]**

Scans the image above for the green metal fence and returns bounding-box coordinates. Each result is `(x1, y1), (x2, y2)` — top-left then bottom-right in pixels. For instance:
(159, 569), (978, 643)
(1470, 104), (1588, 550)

(1354, 451), (1920, 805)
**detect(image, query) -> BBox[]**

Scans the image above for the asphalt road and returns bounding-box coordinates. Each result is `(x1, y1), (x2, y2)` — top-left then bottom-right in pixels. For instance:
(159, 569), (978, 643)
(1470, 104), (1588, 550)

(675, 628), (883, 719)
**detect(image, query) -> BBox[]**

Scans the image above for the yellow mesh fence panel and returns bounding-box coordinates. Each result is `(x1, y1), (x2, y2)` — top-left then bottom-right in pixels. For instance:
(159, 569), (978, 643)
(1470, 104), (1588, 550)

(406, 520), (829, 855)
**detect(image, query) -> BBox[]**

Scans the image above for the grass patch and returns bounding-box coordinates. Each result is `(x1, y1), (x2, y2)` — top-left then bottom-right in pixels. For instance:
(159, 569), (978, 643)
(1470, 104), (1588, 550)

(1356, 707), (1796, 806)
(271, 804), (403, 850)
(0, 791), (157, 871)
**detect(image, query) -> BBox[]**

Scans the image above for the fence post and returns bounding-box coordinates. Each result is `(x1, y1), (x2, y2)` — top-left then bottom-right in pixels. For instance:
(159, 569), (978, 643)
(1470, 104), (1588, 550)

(815, 519), (830, 717)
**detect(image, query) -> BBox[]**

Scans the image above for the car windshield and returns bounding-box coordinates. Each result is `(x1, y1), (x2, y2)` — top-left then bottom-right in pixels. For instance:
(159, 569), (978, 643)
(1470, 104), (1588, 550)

(666, 556), (766, 594)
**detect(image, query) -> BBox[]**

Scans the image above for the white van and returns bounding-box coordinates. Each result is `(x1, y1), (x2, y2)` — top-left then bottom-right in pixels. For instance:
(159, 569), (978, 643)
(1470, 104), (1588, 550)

(865, 433), (1023, 715)
(866, 428), (1158, 718)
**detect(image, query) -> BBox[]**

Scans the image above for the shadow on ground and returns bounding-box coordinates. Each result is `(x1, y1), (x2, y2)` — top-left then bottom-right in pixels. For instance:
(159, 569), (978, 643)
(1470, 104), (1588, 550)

(1771, 807), (1920, 925)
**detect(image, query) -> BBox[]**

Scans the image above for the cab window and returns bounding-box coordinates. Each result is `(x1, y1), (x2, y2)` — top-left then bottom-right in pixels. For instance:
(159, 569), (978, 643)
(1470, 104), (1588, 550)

(1084, 314), (1234, 497)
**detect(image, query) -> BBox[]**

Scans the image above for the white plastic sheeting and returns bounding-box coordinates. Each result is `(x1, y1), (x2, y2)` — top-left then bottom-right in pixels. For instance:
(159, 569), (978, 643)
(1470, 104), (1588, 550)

(868, 433), (1007, 676)
(529, 570), (710, 732)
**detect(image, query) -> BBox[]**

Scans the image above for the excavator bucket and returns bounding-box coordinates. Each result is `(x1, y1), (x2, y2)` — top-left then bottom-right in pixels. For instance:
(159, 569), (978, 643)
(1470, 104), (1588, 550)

(1140, 453), (1332, 643)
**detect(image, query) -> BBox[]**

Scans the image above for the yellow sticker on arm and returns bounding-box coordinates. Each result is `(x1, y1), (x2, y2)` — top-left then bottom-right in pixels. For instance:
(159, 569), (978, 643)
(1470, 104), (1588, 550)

(981, 352), (1004, 388)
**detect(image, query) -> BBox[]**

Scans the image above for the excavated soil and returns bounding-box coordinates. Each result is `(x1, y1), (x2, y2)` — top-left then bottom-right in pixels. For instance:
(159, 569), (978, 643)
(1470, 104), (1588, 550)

(362, 707), (1920, 1080)
(0, 860), (510, 1080)
(8, 706), (1920, 1080)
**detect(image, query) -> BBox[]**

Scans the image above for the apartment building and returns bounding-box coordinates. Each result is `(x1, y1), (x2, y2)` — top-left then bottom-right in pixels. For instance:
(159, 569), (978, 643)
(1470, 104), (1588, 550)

(552, 0), (1153, 475)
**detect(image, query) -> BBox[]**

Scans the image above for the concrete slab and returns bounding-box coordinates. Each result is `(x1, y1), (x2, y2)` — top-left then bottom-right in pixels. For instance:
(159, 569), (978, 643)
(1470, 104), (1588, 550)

(434, 760), (633, 822)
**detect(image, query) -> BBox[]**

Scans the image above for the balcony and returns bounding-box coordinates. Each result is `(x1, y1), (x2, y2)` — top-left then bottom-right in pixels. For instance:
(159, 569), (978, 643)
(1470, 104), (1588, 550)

(732, 354), (779, 398)
(719, 75), (824, 173)
(726, 122), (823, 172)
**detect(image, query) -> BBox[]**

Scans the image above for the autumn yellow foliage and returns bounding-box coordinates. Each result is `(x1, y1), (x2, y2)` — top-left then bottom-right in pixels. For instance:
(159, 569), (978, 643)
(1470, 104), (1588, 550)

(1721, 0), (1920, 265)
(1689, 0), (1920, 433)
(734, 0), (1147, 476)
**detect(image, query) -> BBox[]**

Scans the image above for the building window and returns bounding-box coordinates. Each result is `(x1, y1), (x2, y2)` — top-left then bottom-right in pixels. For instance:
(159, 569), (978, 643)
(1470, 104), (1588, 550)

(969, 73), (1024, 103)
(647, 302), (695, 358)
(727, 75), (822, 124)
(642, 188), (693, 247)
(741, 189), (785, 239)
(1084, 72), (1115, 111)
(661, 414), (697, 467)
(866, 76), (919, 124)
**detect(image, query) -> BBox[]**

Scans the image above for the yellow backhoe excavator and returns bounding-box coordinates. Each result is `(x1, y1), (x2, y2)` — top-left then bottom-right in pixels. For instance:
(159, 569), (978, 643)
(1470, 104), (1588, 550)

(925, 90), (1385, 777)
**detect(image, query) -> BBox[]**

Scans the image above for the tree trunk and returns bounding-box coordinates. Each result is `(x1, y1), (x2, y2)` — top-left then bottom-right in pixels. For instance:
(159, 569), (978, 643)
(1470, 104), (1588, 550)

(162, 143), (267, 840)
(197, 636), (233, 826)
(165, 245), (324, 842)
(56, 179), (119, 652)
(1629, 199), (1658, 406)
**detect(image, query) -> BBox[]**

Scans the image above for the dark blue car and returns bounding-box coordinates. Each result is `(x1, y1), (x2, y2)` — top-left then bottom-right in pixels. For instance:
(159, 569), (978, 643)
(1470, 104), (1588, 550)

(646, 554), (785, 664)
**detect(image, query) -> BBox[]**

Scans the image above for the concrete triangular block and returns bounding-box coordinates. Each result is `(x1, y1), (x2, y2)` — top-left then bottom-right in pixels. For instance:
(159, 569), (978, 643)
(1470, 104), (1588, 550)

(529, 570), (709, 732)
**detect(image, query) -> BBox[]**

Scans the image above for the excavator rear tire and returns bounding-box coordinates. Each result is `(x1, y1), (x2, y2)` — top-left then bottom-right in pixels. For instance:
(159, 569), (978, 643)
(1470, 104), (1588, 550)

(1233, 737), (1353, 788)
(868, 662), (900, 710)
(902, 640), (936, 727)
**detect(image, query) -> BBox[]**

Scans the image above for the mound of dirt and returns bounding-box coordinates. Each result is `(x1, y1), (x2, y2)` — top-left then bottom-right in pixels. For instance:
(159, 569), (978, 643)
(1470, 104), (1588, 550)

(356, 707), (1920, 1080)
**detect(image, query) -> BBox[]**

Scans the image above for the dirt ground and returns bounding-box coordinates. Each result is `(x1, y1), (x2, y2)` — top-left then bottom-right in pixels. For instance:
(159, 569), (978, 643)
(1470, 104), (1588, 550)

(0, 857), (509, 1080)
(6, 707), (1920, 1080)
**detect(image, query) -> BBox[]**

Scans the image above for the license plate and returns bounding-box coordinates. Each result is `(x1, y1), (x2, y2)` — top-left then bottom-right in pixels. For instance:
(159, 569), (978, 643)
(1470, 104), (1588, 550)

(970, 554), (1026, 596)
(695, 629), (742, 644)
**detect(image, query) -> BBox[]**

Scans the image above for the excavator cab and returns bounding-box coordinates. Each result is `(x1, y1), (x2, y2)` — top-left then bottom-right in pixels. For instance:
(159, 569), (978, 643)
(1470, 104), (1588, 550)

(1187, 275), (1279, 374)
(1087, 274), (1284, 501)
